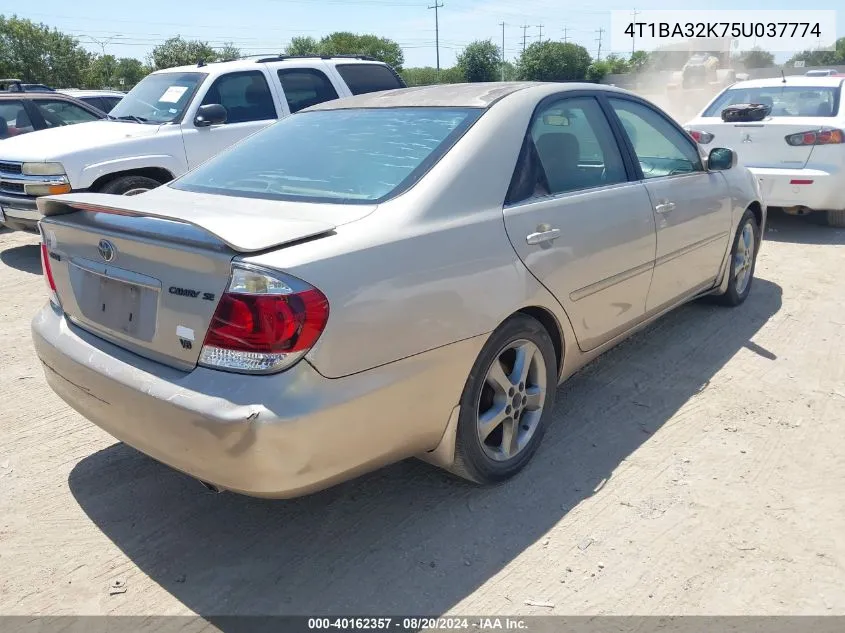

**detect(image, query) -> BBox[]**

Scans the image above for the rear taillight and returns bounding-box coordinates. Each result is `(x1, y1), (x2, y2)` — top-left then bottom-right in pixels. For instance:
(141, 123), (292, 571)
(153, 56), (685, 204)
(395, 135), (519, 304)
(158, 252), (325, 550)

(199, 264), (329, 374)
(39, 232), (60, 307)
(785, 128), (845, 146)
(688, 130), (714, 144)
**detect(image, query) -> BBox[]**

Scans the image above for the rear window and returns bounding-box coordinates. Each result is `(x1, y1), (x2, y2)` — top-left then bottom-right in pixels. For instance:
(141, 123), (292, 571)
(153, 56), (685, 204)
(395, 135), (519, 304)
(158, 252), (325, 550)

(335, 64), (404, 95)
(703, 85), (841, 118)
(172, 107), (481, 204)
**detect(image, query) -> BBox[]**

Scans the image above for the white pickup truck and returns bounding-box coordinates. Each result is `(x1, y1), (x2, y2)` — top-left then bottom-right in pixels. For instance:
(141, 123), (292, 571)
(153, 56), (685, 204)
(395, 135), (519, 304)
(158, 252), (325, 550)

(0, 55), (405, 232)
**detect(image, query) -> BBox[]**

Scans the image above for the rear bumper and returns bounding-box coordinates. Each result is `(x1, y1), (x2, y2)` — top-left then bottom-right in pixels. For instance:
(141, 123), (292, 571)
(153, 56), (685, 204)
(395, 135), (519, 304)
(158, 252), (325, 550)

(749, 166), (843, 211)
(32, 303), (483, 498)
(0, 194), (40, 232)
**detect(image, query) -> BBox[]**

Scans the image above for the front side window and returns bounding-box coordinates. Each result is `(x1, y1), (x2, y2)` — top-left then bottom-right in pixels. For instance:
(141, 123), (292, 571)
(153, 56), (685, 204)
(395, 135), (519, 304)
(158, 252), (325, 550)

(335, 64), (404, 95)
(703, 85), (840, 118)
(201, 71), (277, 124)
(609, 98), (703, 179)
(277, 69), (339, 114)
(35, 99), (101, 127)
(172, 107), (481, 204)
(111, 72), (205, 124)
(0, 100), (31, 139)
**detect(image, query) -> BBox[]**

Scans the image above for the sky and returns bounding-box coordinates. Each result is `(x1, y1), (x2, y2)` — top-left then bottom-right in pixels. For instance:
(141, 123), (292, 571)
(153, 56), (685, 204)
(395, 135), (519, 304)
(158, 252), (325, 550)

(12, 0), (845, 69)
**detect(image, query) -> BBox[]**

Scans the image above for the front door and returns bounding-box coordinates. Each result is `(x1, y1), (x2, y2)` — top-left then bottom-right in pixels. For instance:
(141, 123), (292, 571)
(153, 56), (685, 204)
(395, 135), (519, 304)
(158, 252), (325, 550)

(181, 70), (279, 169)
(502, 94), (657, 352)
(606, 96), (733, 313)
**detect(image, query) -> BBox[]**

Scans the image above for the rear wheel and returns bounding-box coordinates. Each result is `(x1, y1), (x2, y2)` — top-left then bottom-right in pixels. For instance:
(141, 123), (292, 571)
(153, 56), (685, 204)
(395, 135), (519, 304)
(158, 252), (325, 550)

(716, 209), (759, 307)
(825, 209), (845, 228)
(98, 175), (162, 196)
(450, 314), (557, 485)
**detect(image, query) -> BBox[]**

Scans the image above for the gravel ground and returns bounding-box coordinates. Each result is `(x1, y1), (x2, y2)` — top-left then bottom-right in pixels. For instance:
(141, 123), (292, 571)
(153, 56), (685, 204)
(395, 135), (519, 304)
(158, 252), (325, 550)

(1, 211), (844, 617)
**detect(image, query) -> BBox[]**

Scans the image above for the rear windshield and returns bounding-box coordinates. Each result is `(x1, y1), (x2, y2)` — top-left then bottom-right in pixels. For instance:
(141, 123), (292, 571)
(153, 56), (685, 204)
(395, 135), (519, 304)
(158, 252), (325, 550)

(172, 107), (481, 204)
(703, 85), (841, 118)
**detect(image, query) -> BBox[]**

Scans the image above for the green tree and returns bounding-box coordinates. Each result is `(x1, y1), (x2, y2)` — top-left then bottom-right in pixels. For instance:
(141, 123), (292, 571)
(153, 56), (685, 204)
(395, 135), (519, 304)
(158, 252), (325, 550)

(604, 53), (630, 74)
(456, 39), (501, 82)
(628, 50), (650, 72)
(788, 37), (845, 67)
(0, 15), (91, 87)
(285, 36), (319, 56)
(316, 32), (404, 70)
(216, 42), (241, 62)
(148, 36), (219, 70)
(501, 60), (518, 80)
(516, 41), (592, 82)
(585, 60), (610, 83)
(737, 47), (775, 69)
(84, 54), (119, 89)
(115, 57), (149, 89)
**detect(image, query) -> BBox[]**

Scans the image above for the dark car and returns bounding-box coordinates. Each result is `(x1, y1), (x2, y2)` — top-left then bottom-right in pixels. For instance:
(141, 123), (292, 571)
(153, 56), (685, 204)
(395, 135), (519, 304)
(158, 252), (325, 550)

(1, 80), (107, 140)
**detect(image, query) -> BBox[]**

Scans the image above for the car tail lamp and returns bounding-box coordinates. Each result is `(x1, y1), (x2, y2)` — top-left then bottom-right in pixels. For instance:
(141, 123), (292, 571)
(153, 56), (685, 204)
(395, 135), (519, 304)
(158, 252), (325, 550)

(688, 130), (714, 144)
(199, 264), (329, 374)
(785, 128), (845, 146)
(39, 232), (60, 307)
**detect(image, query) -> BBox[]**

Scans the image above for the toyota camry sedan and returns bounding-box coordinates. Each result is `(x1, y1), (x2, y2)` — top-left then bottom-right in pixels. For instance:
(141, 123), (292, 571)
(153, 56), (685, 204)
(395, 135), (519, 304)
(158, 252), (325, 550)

(31, 82), (765, 498)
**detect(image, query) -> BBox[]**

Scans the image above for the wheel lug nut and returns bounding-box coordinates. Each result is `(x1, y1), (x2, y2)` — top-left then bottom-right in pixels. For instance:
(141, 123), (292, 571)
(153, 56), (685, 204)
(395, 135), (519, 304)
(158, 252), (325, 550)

(522, 395), (528, 406)
(506, 405), (512, 415)
(508, 388), (515, 397)
(519, 382), (525, 391)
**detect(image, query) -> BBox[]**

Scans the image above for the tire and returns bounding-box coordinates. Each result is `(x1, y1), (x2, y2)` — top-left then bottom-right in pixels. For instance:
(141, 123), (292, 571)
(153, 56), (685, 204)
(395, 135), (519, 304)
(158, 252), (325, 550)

(450, 313), (558, 485)
(716, 208), (759, 307)
(825, 210), (845, 228)
(98, 175), (162, 196)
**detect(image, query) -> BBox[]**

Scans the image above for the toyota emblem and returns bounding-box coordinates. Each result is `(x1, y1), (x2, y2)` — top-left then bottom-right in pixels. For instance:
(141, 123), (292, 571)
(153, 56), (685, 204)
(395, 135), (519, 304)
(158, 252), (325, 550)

(98, 239), (117, 262)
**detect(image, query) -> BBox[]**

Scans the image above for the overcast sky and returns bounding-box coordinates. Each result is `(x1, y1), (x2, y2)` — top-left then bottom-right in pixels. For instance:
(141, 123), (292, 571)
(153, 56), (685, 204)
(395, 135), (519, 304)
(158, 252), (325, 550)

(14, 0), (844, 68)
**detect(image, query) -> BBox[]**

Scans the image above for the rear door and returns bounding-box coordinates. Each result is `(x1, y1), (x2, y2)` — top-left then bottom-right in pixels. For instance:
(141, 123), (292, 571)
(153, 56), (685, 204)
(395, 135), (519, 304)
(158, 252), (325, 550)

(607, 96), (732, 313)
(180, 69), (279, 168)
(502, 92), (657, 352)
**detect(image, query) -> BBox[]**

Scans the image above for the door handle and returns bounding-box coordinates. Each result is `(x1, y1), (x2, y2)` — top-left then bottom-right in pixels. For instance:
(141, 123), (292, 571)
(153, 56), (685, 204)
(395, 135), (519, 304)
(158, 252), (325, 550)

(655, 201), (676, 214)
(526, 227), (561, 245)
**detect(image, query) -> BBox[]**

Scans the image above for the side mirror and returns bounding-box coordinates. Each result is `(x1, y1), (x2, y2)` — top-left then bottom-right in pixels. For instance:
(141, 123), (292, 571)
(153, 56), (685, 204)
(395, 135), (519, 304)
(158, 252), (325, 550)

(194, 103), (227, 127)
(708, 147), (737, 171)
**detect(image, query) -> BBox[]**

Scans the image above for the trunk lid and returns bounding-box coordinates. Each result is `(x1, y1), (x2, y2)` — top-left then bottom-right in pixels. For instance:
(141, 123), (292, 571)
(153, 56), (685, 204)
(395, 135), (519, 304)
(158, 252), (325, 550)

(38, 190), (360, 370)
(689, 117), (823, 169)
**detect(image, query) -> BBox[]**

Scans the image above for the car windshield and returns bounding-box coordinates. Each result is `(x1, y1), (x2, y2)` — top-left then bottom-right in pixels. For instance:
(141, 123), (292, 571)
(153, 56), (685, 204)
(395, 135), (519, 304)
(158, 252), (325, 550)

(703, 85), (840, 117)
(109, 72), (205, 124)
(172, 107), (482, 204)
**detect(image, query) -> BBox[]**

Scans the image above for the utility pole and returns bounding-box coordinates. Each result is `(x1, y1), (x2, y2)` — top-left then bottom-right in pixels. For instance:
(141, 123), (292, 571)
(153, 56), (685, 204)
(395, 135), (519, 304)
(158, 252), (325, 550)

(428, 1), (444, 73)
(521, 24), (530, 53)
(631, 8), (639, 56)
(596, 27), (605, 60)
(562, 26), (569, 43)
(537, 24), (544, 43)
(500, 22), (506, 81)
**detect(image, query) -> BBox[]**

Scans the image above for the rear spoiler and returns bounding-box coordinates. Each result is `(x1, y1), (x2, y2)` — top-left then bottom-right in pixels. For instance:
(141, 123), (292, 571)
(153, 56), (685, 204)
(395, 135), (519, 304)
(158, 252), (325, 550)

(37, 193), (338, 253)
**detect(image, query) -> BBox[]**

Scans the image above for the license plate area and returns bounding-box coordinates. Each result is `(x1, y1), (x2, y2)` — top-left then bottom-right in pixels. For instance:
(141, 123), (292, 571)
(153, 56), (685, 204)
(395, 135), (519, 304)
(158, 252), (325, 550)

(69, 261), (159, 342)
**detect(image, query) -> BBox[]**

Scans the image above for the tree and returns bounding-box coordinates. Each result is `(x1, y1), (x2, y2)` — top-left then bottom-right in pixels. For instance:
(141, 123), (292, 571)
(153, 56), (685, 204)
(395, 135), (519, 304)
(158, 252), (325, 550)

(456, 39), (501, 82)
(84, 54), (119, 89)
(316, 32), (404, 70)
(604, 53), (630, 74)
(0, 15), (91, 87)
(516, 41), (592, 82)
(115, 57), (149, 88)
(149, 36), (219, 70)
(585, 60), (610, 83)
(737, 48), (775, 69)
(285, 36), (319, 56)
(628, 50), (649, 72)
(217, 42), (241, 62)
(788, 37), (845, 67)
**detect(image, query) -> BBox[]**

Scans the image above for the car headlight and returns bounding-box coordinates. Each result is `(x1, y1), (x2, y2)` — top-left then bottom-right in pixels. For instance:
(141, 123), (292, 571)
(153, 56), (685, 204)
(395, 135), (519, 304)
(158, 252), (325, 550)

(21, 162), (66, 176)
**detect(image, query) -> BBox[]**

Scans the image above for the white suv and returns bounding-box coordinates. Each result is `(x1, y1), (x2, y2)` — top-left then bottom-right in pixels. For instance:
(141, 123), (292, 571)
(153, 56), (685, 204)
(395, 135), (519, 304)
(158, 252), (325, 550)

(0, 55), (405, 232)
(685, 76), (845, 227)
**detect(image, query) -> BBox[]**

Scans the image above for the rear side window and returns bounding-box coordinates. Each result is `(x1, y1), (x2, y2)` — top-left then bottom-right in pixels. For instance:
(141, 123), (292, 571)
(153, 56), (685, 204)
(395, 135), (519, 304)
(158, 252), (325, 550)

(0, 100), (31, 139)
(277, 69), (339, 114)
(202, 71), (277, 124)
(335, 64), (404, 95)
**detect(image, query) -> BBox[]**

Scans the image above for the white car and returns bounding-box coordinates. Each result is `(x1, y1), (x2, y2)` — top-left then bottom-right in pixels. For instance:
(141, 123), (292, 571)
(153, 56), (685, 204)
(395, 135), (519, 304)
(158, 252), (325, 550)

(58, 89), (125, 114)
(0, 56), (405, 232)
(685, 76), (845, 227)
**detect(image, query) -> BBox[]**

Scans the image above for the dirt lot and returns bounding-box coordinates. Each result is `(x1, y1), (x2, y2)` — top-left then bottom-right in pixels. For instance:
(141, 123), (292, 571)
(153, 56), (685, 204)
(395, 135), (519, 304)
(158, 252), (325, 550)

(1, 213), (844, 618)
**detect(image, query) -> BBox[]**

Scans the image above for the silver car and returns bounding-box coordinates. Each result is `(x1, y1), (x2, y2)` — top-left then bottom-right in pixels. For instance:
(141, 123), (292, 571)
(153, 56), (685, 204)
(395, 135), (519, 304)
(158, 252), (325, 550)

(31, 82), (765, 498)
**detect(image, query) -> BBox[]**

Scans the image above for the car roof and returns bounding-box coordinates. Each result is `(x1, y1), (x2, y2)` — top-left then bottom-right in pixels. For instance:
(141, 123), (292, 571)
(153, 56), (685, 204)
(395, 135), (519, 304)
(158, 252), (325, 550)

(155, 56), (393, 76)
(59, 89), (124, 97)
(727, 76), (845, 88)
(305, 81), (633, 110)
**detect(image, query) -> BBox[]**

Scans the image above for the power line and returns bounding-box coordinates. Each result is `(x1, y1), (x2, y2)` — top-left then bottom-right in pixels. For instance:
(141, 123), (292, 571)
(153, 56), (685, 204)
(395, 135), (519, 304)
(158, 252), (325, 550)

(428, 1), (444, 73)
(595, 27), (604, 60)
